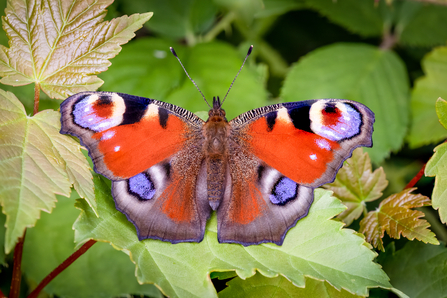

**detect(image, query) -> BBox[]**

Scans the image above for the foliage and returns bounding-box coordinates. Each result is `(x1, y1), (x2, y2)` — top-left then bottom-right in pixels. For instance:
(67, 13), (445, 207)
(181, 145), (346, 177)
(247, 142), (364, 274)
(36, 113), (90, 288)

(323, 148), (388, 225)
(74, 176), (392, 297)
(0, 0), (446, 297)
(359, 188), (438, 251)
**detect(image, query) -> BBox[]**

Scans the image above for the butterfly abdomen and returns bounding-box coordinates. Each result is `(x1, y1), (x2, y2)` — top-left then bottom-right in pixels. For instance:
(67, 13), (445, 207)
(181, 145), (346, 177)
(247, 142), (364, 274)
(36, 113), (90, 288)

(204, 111), (229, 210)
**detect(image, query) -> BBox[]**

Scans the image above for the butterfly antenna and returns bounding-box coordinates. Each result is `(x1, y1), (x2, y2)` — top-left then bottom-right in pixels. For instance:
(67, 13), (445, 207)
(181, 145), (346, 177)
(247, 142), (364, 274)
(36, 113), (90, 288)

(170, 47), (211, 109)
(221, 45), (253, 107)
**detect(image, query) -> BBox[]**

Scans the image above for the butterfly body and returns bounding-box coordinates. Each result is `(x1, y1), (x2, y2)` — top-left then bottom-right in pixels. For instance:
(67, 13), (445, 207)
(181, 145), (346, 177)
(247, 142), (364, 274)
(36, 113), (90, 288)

(60, 91), (374, 246)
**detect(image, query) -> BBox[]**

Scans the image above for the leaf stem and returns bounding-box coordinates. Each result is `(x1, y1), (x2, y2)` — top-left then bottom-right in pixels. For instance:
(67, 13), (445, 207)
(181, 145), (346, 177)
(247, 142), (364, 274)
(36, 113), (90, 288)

(27, 239), (97, 298)
(404, 164), (426, 189)
(203, 11), (237, 42)
(9, 231), (26, 298)
(380, 30), (397, 50)
(33, 83), (40, 115)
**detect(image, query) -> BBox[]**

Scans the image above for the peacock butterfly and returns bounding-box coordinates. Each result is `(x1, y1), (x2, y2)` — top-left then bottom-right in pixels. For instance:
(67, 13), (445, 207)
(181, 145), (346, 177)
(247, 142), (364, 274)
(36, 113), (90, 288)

(60, 46), (374, 246)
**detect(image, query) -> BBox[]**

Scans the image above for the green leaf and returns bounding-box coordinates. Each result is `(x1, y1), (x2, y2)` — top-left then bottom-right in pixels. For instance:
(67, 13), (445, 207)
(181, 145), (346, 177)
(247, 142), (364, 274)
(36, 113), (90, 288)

(436, 97), (447, 130)
(99, 38), (184, 99)
(0, 212), (5, 266)
(213, 0), (264, 24)
(254, 0), (305, 18)
(74, 175), (394, 297)
(323, 148), (388, 226)
(0, 90), (94, 253)
(0, 0), (152, 98)
(381, 241), (447, 298)
(359, 189), (439, 251)
(281, 43), (410, 163)
(304, 0), (384, 37)
(165, 42), (269, 120)
(425, 142), (447, 224)
(123, 0), (217, 41)
(395, 1), (447, 47)
(219, 273), (362, 298)
(408, 46), (447, 147)
(22, 193), (162, 298)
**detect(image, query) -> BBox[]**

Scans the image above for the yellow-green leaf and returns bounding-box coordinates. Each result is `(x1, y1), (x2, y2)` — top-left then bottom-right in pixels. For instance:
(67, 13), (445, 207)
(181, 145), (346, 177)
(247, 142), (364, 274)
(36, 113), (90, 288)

(323, 148), (388, 226)
(425, 141), (447, 224)
(359, 189), (439, 251)
(0, 90), (94, 253)
(219, 273), (363, 298)
(0, 0), (152, 98)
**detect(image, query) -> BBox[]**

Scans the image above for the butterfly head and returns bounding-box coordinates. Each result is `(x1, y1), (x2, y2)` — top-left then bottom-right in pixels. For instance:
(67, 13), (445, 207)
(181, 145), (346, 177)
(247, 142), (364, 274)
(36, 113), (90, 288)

(208, 96), (226, 121)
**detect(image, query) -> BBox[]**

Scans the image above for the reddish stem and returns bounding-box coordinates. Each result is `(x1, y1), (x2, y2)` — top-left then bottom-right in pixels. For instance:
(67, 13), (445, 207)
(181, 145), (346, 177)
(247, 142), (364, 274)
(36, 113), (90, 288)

(33, 83), (40, 115)
(405, 164), (426, 189)
(0, 288), (6, 298)
(27, 240), (97, 298)
(9, 231), (26, 298)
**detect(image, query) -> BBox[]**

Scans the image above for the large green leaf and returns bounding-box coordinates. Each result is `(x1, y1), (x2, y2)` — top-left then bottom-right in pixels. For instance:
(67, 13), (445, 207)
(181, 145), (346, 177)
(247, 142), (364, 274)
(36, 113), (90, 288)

(122, 0), (217, 41)
(0, 0), (152, 99)
(219, 273), (365, 297)
(408, 46), (447, 147)
(425, 142), (447, 224)
(165, 42), (269, 120)
(74, 175), (395, 298)
(381, 241), (447, 298)
(22, 193), (162, 298)
(99, 38), (184, 99)
(0, 90), (94, 253)
(304, 0), (384, 37)
(281, 43), (409, 163)
(395, 0), (447, 47)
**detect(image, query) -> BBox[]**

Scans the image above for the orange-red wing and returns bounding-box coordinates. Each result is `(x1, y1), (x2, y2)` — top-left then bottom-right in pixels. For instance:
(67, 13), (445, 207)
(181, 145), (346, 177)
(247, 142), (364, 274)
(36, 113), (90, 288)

(60, 91), (204, 180)
(230, 99), (374, 188)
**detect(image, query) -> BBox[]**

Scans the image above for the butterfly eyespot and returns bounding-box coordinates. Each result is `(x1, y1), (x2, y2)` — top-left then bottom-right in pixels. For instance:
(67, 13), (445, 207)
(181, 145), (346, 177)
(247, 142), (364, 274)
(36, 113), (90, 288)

(269, 177), (298, 205)
(128, 173), (156, 200)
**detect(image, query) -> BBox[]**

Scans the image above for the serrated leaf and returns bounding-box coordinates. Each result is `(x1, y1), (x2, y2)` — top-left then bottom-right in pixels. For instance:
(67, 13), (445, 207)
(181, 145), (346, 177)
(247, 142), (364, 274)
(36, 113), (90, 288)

(304, 0), (384, 37)
(359, 189), (439, 251)
(74, 175), (395, 298)
(0, 90), (94, 253)
(381, 241), (447, 298)
(408, 46), (447, 147)
(22, 193), (162, 298)
(165, 42), (269, 120)
(123, 0), (217, 40)
(323, 148), (388, 226)
(219, 274), (362, 298)
(281, 43), (410, 163)
(0, 0), (152, 99)
(395, 1), (447, 47)
(425, 141), (447, 223)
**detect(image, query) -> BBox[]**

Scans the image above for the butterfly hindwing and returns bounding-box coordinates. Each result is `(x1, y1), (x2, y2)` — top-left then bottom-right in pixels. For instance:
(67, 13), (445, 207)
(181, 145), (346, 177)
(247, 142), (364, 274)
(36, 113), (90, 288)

(217, 146), (314, 245)
(112, 150), (211, 243)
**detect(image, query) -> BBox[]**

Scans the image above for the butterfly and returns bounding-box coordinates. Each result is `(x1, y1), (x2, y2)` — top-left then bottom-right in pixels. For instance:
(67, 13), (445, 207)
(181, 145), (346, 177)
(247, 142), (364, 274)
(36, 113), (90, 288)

(60, 47), (374, 246)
